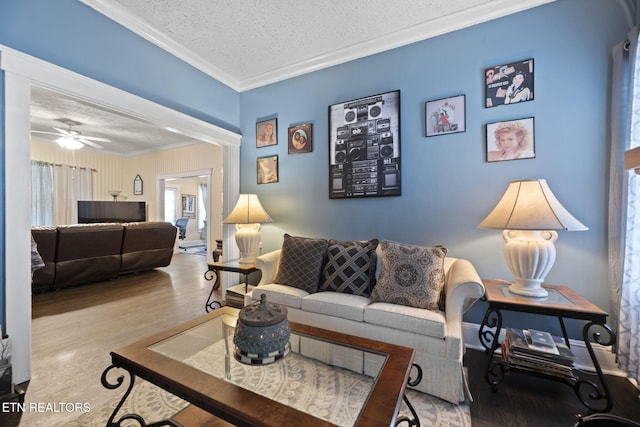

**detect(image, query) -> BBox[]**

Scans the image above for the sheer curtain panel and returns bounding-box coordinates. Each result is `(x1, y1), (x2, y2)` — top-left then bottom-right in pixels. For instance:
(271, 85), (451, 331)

(610, 28), (640, 387)
(31, 161), (54, 226)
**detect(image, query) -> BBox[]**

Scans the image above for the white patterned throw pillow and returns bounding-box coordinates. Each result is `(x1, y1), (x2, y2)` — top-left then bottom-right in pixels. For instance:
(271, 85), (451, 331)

(370, 240), (447, 310)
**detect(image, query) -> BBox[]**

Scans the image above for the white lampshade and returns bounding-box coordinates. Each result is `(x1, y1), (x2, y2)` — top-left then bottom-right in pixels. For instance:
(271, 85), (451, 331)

(223, 194), (272, 264)
(479, 179), (587, 297)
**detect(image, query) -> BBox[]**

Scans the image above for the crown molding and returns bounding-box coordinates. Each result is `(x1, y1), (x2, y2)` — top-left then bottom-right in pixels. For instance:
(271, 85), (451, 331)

(81, 0), (555, 92)
(80, 0), (240, 90)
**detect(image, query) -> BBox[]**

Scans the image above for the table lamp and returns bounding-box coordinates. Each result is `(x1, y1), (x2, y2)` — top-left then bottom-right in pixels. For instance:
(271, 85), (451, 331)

(478, 179), (587, 297)
(223, 194), (272, 264)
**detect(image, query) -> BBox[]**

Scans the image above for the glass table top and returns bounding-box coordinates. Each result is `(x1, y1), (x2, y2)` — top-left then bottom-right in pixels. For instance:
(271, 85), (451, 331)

(497, 283), (573, 306)
(148, 310), (387, 427)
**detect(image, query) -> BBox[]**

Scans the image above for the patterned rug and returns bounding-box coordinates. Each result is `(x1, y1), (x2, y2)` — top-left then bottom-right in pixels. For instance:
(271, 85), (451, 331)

(70, 339), (471, 426)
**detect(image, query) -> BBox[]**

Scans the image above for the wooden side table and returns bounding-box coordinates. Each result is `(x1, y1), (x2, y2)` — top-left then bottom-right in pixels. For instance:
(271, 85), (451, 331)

(204, 260), (259, 312)
(478, 279), (616, 413)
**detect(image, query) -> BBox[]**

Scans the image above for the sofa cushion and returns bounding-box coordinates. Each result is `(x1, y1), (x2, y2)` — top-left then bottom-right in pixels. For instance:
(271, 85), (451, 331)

(302, 291), (370, 322)
(370, 241), (447, 310)
(320, 239), (378, 297)
(364, 302), (446, 339)
(273, 234), (328, 293)
(250, 284), (309, 309)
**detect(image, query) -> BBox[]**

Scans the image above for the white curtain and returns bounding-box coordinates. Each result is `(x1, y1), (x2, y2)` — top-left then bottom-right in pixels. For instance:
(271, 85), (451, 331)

(610, 28), (640, 386)
(31, 161), (54, 226)
(52, 165), (94, 225)
(198, 180), (208, 233)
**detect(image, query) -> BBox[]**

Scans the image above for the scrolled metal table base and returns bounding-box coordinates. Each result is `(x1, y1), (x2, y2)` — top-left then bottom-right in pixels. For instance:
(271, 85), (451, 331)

(101, 364), (178, 427)
(395, 363), (423, 427)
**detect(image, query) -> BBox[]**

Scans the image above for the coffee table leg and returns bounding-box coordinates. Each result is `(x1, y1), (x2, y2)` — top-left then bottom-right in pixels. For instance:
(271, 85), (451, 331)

(101, 364), (178, 427)
(395, 363), (422, 426)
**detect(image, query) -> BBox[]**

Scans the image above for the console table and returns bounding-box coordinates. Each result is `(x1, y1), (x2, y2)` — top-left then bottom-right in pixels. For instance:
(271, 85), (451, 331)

(478, 279), (616, 413)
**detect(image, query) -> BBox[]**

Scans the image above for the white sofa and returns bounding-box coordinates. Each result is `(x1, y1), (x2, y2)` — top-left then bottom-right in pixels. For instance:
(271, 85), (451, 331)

(246, 243), (484, 404)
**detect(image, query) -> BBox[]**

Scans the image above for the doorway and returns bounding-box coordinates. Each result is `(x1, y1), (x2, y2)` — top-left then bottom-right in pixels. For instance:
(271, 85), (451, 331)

(159, 170), (216, 256)
(2, 44), (241, 383)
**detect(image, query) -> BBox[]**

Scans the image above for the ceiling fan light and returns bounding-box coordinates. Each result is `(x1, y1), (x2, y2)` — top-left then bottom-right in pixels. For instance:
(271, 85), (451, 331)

(56, 136), (83, 150)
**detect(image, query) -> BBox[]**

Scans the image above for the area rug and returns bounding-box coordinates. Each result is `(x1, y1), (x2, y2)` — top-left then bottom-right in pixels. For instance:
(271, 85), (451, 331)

(70, 382), (470, 427)
(70, 338), (471, 426)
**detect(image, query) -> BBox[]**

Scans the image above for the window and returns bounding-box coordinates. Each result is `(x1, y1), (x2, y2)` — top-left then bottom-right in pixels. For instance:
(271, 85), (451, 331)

(164, 187), (178, 224)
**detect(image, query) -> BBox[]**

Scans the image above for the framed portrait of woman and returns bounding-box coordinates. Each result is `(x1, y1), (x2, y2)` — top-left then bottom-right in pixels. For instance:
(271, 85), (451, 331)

(256, 118), (277, 147)
(486, 117), (535, 162)
(485, 59), (534, 108)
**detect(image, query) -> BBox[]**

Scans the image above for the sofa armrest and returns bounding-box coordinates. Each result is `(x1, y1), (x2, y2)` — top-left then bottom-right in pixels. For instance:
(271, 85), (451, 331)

(254, 249), (281, 286)
(443, 257), (485, 341)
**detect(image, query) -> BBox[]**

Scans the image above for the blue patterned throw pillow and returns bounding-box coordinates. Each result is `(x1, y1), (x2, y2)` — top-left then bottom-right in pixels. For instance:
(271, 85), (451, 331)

(320, 239), (379, 297)
(273, 234), (328, 293)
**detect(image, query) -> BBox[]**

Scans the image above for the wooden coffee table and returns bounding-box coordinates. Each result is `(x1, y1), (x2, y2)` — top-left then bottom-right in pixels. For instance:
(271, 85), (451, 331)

(101, 307), (417, 426)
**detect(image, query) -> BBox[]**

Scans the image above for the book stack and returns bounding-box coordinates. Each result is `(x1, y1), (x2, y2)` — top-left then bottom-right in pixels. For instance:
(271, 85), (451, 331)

(501, 328), (576, 380)
(225, 283), (255, 308)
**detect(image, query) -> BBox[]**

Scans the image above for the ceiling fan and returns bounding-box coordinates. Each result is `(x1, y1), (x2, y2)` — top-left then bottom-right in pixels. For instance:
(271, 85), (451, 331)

(30, 119), (110, 150)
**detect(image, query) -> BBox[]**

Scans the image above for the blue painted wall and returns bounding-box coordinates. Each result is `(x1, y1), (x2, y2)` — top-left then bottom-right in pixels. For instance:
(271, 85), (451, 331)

(0, 0), (634, 339)
(239, 0), (633, 337)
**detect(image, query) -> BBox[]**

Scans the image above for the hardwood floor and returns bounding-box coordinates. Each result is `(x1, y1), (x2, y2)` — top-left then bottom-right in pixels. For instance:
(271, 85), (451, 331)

(1, 251), (639, 426)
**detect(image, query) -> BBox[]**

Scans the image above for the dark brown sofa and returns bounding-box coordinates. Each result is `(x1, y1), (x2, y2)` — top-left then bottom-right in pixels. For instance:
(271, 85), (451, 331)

(31, 222), (177, 292)
(120, 222), (177, 274)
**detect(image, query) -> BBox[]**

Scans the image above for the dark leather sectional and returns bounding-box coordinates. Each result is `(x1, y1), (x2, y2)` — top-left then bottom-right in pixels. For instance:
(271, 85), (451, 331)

(31, 222), (177, 292)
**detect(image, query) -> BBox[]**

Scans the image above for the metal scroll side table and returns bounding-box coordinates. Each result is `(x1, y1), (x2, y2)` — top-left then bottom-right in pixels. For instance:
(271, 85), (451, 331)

(478, 280), (616, 413)
(204, 260), (259, 312)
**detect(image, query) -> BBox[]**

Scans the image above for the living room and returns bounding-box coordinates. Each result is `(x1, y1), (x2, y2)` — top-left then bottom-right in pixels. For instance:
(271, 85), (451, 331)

(2, 0), (640, 425)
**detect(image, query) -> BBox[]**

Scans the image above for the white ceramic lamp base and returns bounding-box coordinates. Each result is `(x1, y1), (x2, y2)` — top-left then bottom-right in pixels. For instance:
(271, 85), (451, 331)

(502, 230), (558, 298)
(235, 223), (261, 264)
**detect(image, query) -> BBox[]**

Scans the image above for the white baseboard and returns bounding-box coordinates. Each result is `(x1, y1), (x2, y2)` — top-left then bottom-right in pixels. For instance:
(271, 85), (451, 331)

(462, 321), (626, 378)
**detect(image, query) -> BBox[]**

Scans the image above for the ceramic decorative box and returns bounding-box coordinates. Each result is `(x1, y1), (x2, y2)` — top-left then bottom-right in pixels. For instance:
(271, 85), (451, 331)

(233, 293), (290, 364)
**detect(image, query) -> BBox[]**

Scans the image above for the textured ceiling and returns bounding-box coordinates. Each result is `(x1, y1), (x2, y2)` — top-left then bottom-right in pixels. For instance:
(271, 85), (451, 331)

(83, 0), (554, 91)
(32, 0), (554, 156)
(30, 86), (194, 157)
(106, 0), (492, 84)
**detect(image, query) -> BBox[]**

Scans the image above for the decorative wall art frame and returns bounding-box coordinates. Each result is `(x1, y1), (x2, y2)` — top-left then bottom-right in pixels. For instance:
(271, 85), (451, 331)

(486, 117), (535, 162)
(257, 155), (279, 184)
(485, 58), (534, 108)
(288, 123), (313, 154)
(256, 118), (277, 148)
(133, 174), (143, 195)
(425, 95), (466, 137)
(328, 89), (401, 199)
(182, 194), (196, 218)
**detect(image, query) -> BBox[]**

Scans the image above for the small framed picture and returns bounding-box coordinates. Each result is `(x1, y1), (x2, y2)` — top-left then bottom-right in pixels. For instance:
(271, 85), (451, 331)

(288, 123), (313, 154)
(486, 117), (535, 162)
(256, 118), (277, 147)
(257, 155), (279, 184)
(425, 95), (466, 137)
(485, 59), (534, 108)
(133, 174), (143, 195)
(182, 194), (196, 217)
